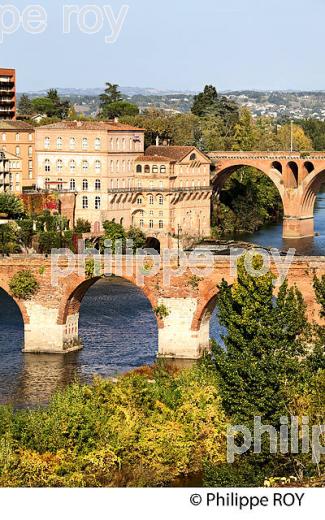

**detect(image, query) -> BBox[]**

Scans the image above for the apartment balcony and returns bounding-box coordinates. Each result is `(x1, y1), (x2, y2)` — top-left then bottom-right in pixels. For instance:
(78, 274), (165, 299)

(107, 185), (212, 194)
(0, 78), (14, 86)
(0, 98), (14, 105)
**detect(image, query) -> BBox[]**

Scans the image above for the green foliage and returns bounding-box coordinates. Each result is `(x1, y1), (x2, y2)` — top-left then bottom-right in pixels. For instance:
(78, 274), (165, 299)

(192, 85), (239, 127)
(85, 258), (95, 279)
(126, 226), (146, 252)
(211, 254), (309, 425)
(100, 221), (126, 253)
(31, 89), (70, 119)
(74, 218), (91, 234)
(0, 364), (227, 487)
(314, 275), (325, 317)
(17, 220), (34, 249)
(154, 304), (170, 320)
(38, 231), (61, 253)
(9, 270), (39, 300)
(18, 94), (33, 115)
(0, 193), (24, 218)
(0, 223), (21, 254)
(187, 275), (203, 289)
(99, 83), (139, 119)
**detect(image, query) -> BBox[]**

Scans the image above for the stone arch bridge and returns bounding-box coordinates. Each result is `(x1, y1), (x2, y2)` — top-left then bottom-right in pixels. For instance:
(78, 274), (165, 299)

(0, 254), (324, 359)
(208, 151), (325, 239)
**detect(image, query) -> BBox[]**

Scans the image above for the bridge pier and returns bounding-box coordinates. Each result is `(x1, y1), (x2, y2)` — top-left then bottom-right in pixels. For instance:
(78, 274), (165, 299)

(157, 298), (210, 359)
(23, 302), (82, 354)
(283, 217), (314, 239)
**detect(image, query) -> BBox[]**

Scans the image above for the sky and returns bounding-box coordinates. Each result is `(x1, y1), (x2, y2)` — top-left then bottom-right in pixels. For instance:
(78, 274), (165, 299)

(1, 0), (325, 92)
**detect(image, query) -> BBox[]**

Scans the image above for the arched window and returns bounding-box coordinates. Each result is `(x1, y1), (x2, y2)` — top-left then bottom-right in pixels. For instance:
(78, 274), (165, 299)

(149, 195), (154, 205)
(158, 195), (164, 205)
(95, 196), (101, 210)
(190, 153), (196, 161)
(15, 133), (20, 142)
(44, 159), (50, 172)
(70, 160), (76, 172)
(70, 179), (76, 191)
(82, 160), (89, 172)
(69, 137), (76, 150)
(83, 179), (88, 191)
(95, 179), (101, 190)
(82, 137), (88, 150)
(56, 137), (62, 150)
(160, 165), (166, 173)
(137, 197), (143, 205)
(144, 165), (150, 173)
(152, 165), (158, 173)
(82, 196), (88, 209)
(44, 137), (50, 149)
(56, 160), (63, 173)
(110, 160), (114, 172)
(136, 164), (142, 173)
(95, 160), (101, 173)
(94, 138), (101, 150)
(116, 160), (119, 172)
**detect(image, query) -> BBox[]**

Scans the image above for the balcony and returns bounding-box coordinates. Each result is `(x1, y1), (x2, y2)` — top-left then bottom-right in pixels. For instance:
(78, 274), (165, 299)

(108, 185), (212, 194)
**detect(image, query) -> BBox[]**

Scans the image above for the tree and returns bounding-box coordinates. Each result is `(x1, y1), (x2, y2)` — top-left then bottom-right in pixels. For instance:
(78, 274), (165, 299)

(276, 123), (313, 151)
(18, 94), (33, 115)
(191, 85), (239, 127)
(101, 100), (139, 119)
(31, 90), (70, 119)
(232, 108), (257, 151)
(126, 227), (146, 252)
(100, 220), (126, 253)
(0, 193), (25, 218)
(74, 219), (91, 234)
(99, 83), (123, 106)
(211, 254), (309, 425)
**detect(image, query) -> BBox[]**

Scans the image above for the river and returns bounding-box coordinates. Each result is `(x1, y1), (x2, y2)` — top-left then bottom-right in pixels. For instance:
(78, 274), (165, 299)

(0, 190), (325, 407)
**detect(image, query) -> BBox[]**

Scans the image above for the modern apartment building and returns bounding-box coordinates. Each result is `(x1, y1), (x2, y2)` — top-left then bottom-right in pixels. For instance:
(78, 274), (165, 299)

(0, 121), (35, 190)
(0, 68), (16, 120)
(0, 149), (22, 193)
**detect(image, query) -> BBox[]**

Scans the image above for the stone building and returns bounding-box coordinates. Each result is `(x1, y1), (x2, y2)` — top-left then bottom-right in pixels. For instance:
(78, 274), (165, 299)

(0, 121), (35, 189)
(35, 121), (212, 246)
(35, 120), (145, 231)
(0, 149), (23, 193)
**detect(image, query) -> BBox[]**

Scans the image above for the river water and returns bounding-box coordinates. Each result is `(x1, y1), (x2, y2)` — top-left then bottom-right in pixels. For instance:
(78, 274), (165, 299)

(1, 190), (325, 407)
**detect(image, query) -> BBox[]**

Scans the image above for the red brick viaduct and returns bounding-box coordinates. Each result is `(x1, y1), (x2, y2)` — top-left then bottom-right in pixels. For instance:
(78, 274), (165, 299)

(209, 151), (325, 239)
(0, 254), (324, 359)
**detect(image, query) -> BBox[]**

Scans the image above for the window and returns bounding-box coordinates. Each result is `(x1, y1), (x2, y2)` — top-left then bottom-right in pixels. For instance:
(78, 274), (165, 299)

(136, 165), (142, 173)
(159, 181), (163, 189)
(160, 165), (166, 173)
(159, 220), (164, 229)
(70, 160), (76, 172)
(57, 178), (63, 191)
(116, 138), (119, 150)
(28, 133), (33, 142)
(94, 138), (101, 150)
(190, 153), (196, 161)
(83, 179), (88, 191)
(16, 133), (20, 142)
(69, 137), (75, 150)
(15, 146), (20, 156)
(44, 159), (50, 172)
(149, 220), (154, 229)
(45, 177), (50, 188)
(2, 133), (6, 142)
(82, 160), (89, 172)
(159, 211), (163, 217)
(56, 137), (62, 150)
(82, 137), (88, 150)
(152, 165), (158, 173)
(137, 197), (143, 205)
(140, 219), (144, 228)
(95, 179), (101, 190)
(144, 165), (150, 173)
(56, 160), (63, 173)
(158, 195), (164, 205)
(122, 138), (125, 150)
(149, 195), (154, 205)
(44, 137), (50, 149)
(70, 179), (76, 191)
(82, 196), (88, 209)
(95, 196), (101, 210)
(95, 160), (101, 173)
(28, 146), (33, 157)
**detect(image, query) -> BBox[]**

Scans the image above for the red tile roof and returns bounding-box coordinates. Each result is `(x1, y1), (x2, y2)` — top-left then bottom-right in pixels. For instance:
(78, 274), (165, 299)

(0, 121), (34, 131)
(145, 145), (196, 161)
(37, 120), (145, 132)
(135, 155), (175, 163)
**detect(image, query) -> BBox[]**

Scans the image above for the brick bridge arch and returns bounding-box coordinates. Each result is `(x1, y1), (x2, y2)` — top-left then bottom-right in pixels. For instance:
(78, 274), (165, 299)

(208, 152), (325, 239)
(0, 279), (29, 325)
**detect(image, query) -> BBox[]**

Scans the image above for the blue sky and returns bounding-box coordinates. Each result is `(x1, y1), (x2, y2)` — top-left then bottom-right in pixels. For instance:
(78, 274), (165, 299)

(1, 0), (325, 92)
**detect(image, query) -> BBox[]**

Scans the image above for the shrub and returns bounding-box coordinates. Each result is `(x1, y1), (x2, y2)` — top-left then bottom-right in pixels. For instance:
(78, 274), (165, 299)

(9, 270), (39, 300)
(74, 219), (91, 234)
(154, 304), (170, 319)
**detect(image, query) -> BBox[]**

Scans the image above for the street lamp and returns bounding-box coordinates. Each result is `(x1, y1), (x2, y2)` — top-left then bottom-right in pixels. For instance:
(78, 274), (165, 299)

(177, 224), (182, 267)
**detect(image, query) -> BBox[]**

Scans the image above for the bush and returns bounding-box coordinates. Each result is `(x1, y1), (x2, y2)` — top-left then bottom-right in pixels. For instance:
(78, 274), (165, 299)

(38, 231), (61, 253)
(74, 219), (91, 234)
(9, 270), (39, 300)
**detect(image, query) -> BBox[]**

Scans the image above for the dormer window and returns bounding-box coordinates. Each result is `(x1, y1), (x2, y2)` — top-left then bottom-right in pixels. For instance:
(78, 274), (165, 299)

(190, 153), (196, 161)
